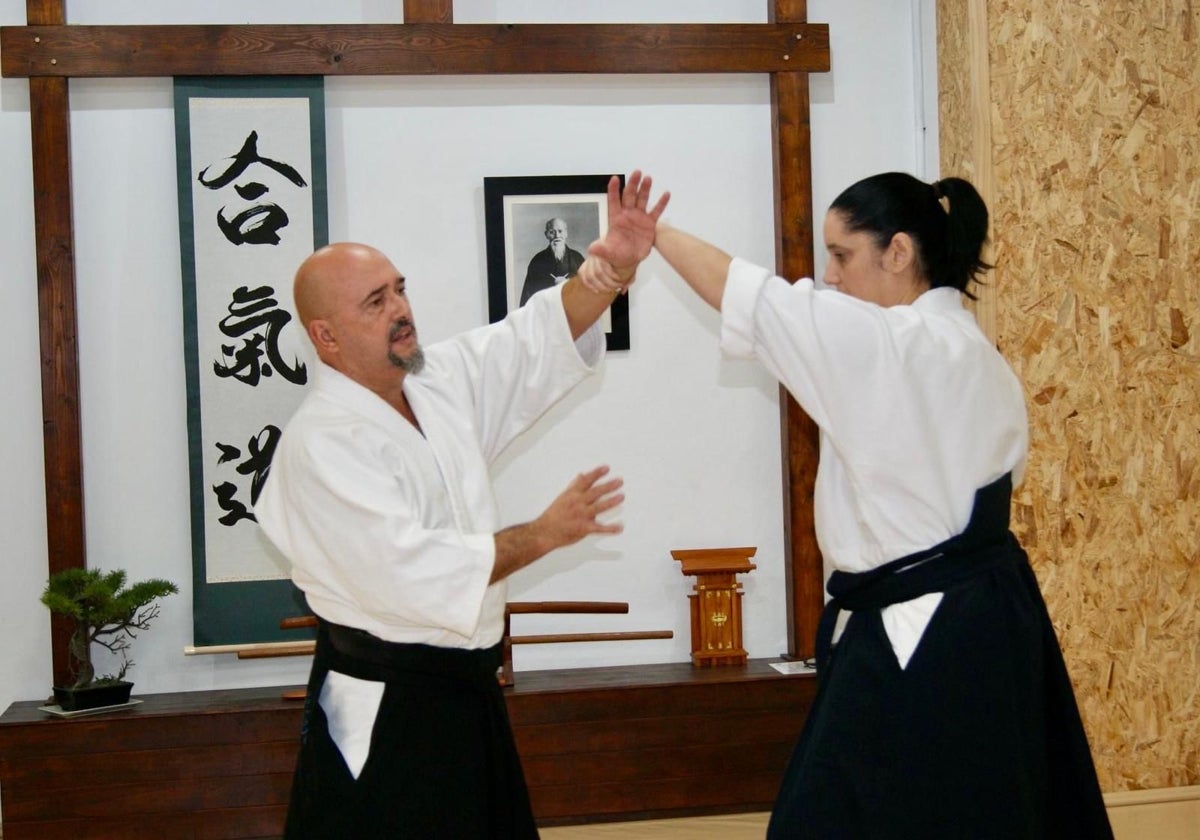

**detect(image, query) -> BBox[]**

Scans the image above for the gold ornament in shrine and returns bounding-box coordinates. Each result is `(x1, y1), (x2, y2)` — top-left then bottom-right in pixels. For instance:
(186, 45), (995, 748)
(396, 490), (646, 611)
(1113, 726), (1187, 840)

(671, 546), (757, 667)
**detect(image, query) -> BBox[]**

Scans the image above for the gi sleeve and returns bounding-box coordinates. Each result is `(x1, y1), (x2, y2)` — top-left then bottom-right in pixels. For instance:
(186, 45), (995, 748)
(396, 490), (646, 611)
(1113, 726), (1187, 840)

(719, 257), (935, 455)
(439, 284), (603, 462)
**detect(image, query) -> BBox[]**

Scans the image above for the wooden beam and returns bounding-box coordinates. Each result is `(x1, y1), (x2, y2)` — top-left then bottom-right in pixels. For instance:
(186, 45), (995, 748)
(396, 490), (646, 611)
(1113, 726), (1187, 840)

(507, 602), (629, 615)
(28, 0), (81, 691)
(25, 0), (61, 26)
(404, 0), (453, 24)
(510, 631), (673, 646)
(770, 0), (823, 660)
(31, 74), (84, 688)
(0, 23), (830, 78)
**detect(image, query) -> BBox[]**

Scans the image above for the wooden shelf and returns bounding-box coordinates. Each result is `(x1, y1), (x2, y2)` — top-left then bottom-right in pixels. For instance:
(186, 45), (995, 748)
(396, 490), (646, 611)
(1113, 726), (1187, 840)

(0, 660), (814, 838)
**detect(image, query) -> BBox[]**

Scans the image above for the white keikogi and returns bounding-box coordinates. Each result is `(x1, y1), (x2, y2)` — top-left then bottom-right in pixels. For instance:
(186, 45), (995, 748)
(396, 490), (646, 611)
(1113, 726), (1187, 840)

(719, 257), (1029, 668)
(255, 285), (602, 778)
(257, 284), (603, 649)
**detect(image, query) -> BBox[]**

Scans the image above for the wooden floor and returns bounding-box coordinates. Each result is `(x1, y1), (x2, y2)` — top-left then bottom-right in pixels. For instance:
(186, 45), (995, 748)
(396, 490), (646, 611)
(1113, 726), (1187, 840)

(1, 794), (1197, 839)
(541, 812), (771, 838)
(537, 792), (1200, 840)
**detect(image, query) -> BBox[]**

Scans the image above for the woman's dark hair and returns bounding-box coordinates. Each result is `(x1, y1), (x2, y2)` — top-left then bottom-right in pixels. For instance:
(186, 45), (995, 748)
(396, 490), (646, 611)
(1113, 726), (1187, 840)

(828, 172), (992, 298)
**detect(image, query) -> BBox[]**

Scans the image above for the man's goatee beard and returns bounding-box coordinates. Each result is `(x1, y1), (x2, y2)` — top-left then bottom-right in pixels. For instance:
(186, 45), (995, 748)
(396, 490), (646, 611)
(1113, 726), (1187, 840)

(389, 345), (426, 374)
(551, 241), (566, 260)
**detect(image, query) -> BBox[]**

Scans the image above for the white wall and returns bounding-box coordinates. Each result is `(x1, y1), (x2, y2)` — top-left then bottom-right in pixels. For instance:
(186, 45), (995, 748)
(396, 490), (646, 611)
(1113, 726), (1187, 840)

(0, 0), (934, 707)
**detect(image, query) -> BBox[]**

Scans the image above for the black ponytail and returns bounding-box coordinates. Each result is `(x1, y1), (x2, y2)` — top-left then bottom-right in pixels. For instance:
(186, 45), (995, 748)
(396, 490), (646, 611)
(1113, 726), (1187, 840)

(829, 172), (992, 298)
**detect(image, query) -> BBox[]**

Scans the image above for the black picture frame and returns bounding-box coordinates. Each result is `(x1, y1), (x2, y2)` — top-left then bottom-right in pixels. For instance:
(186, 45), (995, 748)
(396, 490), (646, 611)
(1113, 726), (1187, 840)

(484, 173), (630, 351)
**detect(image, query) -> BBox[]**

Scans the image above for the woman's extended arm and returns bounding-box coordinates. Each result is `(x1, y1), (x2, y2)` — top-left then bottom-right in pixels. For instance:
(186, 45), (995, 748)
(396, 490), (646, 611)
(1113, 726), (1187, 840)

(653, 223), (735, 311)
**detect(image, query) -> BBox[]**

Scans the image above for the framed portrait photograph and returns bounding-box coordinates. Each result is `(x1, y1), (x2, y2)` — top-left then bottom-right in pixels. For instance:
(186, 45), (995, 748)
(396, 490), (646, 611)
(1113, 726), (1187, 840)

(484, 174), (630, 351)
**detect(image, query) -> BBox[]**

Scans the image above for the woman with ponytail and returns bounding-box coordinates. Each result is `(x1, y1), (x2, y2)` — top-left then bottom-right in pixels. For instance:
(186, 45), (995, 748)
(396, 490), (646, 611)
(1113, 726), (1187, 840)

(590, 171), (1112, 838)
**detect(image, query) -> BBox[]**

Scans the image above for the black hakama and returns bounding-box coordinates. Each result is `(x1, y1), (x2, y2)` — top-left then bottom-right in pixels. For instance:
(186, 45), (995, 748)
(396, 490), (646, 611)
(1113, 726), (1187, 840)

(767, 475), (1113, 839)
(285, 621), (538, 839)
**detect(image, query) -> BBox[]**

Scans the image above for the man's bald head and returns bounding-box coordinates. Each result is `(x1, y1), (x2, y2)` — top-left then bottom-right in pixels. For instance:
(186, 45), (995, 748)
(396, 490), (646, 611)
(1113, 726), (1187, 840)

(294, 242), (389, 329)
(290, 241), (423, 386)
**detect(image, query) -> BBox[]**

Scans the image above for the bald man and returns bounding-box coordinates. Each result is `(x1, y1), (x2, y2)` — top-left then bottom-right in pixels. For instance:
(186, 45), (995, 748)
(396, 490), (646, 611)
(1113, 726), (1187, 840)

(255, 172), (668, 839)
(519, 216), (586, 306)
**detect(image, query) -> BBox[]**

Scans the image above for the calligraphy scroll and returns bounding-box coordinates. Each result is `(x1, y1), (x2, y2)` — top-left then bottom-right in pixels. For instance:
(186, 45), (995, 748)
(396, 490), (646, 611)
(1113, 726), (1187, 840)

(174, 77), (328, 646)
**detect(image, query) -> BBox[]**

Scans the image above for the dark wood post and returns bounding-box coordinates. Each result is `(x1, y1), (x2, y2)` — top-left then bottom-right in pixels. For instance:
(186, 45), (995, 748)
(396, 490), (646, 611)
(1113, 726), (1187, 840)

(27, 0), (84, 689)
(770, 0), (823, 659)
(404, 0), (453, 24)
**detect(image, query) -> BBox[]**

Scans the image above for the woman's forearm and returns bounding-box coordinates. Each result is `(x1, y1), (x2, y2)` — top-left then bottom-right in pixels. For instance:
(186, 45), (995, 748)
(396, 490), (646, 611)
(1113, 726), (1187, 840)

(653, 223), (734, 311)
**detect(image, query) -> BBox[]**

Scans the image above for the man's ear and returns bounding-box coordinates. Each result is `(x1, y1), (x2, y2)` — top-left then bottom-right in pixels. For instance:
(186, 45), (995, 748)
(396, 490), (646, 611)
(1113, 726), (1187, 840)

(308, 318), (337, 354)
(886, 231), (917, 275)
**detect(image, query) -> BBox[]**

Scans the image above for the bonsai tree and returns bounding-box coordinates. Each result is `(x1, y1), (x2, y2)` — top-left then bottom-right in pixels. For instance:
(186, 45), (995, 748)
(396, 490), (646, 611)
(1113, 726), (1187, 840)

(41, 567), (178, 689)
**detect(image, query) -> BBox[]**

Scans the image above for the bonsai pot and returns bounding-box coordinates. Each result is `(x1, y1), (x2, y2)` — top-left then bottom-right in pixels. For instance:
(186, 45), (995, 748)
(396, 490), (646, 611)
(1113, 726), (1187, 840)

(53, 680), (133, 712)
(40, 567), (176, 715)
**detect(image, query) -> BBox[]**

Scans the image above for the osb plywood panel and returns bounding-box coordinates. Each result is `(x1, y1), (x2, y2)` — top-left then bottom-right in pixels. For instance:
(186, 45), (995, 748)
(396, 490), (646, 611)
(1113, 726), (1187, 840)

(936, 0), (972, 179)
(947, 0), (1200, 791)
(938, 0), (998, 339)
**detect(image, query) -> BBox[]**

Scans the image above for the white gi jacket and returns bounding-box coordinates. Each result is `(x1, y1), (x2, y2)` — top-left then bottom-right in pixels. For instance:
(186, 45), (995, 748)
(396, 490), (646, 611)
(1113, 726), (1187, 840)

(720, 258), (1028, 668)
(256, 284), (604, 651)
